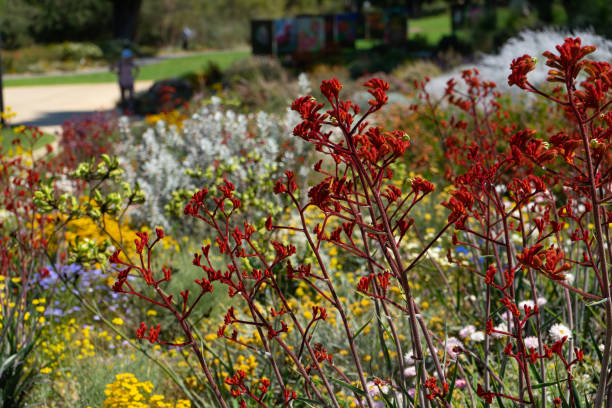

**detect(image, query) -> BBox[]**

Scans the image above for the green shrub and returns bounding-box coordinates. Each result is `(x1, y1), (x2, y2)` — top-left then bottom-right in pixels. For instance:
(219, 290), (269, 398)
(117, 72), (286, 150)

(391, 59), (442, 82)
(223, 56), (286, 84)
(56, 42), (104, 61)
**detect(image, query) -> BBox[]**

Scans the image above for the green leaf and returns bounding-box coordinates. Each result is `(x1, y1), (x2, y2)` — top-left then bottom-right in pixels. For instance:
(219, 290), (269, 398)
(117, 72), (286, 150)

(528, 361), (543, 384)
(586, 298), (608, 307)
(571, 380), (582, 408)
(446, 362), (459, 402)
(531, 379), (565, 389)
(353, 316), (373, 339)
(0, 354), (19, 377)
(329, 377), (366, 397)
(295, 397), (325, 406)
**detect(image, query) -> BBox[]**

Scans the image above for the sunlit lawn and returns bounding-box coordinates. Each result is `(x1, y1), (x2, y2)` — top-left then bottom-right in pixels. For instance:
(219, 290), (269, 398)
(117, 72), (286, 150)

(4, 50), (250, 87)
(409, 11), (452, 45)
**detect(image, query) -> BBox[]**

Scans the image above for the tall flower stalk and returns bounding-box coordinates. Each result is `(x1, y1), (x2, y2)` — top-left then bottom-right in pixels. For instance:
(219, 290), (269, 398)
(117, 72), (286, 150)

(109, 78), (454, 406)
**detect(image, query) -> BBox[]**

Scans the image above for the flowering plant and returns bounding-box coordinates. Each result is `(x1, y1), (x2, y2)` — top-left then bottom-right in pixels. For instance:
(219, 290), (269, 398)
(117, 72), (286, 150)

(109, 74), (460, 407)
(420, 37), (611, 407)
(29, 37), (612, 407)
(0, 131), (58, 405)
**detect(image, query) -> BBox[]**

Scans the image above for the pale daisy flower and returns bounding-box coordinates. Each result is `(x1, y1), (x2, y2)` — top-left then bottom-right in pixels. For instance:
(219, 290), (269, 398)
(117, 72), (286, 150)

(518, 300), (535, 312)
(444, 337), (463, 360)
(403, 366), (417, 377)
(537, 297), (547, 306)
(471, 331), (485, 342)
(492, 322), (509, 339)
(366, 380), (389, 397)
(500, 311), (516, 330)
(366, 381), (380, 397)
(523, 336), (539, 350)
(495, 184), (507, 194)
(459, 325), (476, 339)
(549, 323), (572, 341)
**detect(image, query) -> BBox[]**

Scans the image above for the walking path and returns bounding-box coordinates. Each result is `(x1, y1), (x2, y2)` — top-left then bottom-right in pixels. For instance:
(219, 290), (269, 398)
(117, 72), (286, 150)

(4, 80), (153, 134)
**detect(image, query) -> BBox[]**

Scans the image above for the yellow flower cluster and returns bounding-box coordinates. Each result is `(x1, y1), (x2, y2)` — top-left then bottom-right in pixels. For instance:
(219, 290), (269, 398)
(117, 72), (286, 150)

(103, 373), (191, 408)
(39, 319), (77, 375)
(39, 318), (118, 376)
(1, 106), (17, 123)
(64, 213), (139, 257)
(145, 110), (187, 129)
(0, 277), (47, 330)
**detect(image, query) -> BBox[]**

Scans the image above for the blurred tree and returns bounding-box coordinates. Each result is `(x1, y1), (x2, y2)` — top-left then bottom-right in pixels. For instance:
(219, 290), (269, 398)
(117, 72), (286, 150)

(528, 0), (553, 23)
(561, 0), (612, 38)
(137, 0), (343, 48)
(25, 0), (113, 43)
(110, 0), (142, 41)
(1, 0), (141, 46)
(350, 0), (430, 16)
(0, 1), (38, 49)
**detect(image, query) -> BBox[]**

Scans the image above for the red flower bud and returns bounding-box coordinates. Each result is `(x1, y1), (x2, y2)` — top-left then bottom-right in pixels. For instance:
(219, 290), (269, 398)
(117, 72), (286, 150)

(320, 78), (343, 100)
(508, 55), (536, 89)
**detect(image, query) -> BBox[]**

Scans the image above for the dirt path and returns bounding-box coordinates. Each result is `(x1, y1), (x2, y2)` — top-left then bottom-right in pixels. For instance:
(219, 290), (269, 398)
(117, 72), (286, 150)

(4, 81), (153, 134)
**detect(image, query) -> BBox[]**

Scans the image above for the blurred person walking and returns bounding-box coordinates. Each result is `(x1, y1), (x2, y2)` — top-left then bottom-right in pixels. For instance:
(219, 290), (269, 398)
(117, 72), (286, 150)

(182, 27), (193, 50)
(113, 48), (139, 113)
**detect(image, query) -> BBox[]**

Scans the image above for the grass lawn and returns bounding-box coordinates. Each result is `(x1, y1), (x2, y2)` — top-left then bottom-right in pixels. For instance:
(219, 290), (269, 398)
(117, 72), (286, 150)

(355, 39), (384, 50)
(4, 50), (250, 87)
(0, 126), (56, 155)
(409, 11), (451, 45)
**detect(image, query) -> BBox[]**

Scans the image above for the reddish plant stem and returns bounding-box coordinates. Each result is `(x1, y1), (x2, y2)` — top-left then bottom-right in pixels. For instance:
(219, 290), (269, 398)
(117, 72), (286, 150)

(244, 240), (342, 407)
(153, 285), (228, 408)
(353, 198), (408, 393)
(290, 191), (374, 408)
(566, 86), (612, 408)
(493, 188), (536, 407)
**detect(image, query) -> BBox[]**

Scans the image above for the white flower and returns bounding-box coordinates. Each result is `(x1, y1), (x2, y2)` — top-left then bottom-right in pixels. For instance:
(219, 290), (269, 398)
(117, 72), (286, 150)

(471, 331), (485, 342)
(564, 273), (575, 284)
(500, 312), (516, 330)
(459, 325), (476, 339)
(404, 352), (415, 365)
(518, 300), (535, 312)
(366, 381), (380, 397)
(549, 323), (572, 341)
(444, 337), (463, 359)
(599, 344), (606, 352)
(495, 184), (507, 194)
(492, 322), (508, 339)
(366, 381), (389, 397)
(210, 95), (222, 107)
(523, 336), (539, 350)
(537, 297), (547, 306)
(403, 366), (417, 377)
